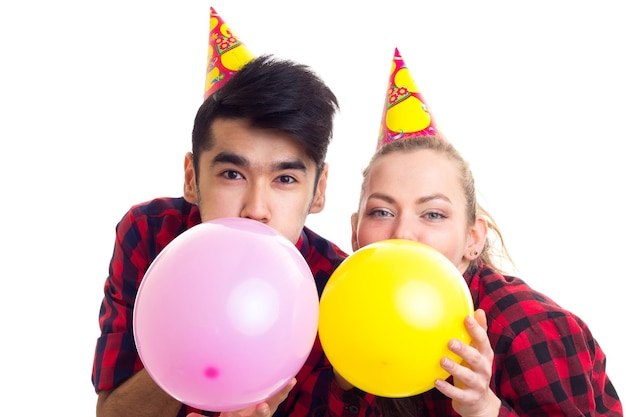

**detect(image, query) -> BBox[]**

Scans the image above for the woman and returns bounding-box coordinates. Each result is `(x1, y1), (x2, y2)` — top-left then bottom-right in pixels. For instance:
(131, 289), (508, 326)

(350, 135), (622, 416)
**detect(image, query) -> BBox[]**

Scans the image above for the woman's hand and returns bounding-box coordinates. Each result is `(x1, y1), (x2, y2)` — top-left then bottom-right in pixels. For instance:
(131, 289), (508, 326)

(187, 378), (297, 417)
(434, 309), (501, 417)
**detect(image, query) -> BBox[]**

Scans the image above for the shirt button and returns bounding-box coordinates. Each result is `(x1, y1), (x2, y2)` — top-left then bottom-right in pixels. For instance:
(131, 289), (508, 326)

(348, 405), (360, 415)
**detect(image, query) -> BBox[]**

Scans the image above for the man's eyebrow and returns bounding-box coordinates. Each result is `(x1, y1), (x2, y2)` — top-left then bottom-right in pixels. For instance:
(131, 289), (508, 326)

(211, 152), (248, 168)
(274, 159), (307, 172)
(210, 152), (308, 173)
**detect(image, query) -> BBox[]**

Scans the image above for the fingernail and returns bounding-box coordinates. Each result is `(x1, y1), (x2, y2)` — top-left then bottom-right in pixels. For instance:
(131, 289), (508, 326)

(448, 338), (460, 351)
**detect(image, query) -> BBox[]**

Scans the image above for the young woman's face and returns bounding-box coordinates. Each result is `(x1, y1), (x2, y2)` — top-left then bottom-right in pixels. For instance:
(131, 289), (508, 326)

(351, 149), (473, 272)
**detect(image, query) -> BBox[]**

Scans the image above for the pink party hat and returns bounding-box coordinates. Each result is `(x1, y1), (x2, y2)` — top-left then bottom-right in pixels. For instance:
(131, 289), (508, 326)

(377, 48), (441, 150)
(204, 7), (255, 100)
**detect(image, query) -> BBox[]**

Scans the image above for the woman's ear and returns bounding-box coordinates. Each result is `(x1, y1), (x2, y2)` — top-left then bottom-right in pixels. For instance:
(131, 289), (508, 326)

(466, 214), (488, 259)
(183, 152), (198, 203)
(350, 212), (359, 252)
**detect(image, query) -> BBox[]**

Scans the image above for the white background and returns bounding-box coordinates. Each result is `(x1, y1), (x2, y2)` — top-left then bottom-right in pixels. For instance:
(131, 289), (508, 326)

(1, 1), (624, 414)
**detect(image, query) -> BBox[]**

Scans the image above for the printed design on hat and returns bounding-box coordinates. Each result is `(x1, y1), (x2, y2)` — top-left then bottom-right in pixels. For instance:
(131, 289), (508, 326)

(377, 49), (439, 149)
(204, 8), (254, 100)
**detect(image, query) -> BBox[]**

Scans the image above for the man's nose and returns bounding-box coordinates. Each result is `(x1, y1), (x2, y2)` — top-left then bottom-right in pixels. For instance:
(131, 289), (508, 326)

(239, 184), (271, 223)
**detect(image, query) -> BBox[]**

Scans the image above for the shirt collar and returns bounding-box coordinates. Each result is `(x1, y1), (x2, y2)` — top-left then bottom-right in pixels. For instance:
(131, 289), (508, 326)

(295, 227), (309, 257)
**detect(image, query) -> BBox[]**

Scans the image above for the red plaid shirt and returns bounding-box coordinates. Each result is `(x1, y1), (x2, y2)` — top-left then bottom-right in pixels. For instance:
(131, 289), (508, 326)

(92, 197), (382, 417)
(93, 198), (621, 416)
(416, 262), (622, 416)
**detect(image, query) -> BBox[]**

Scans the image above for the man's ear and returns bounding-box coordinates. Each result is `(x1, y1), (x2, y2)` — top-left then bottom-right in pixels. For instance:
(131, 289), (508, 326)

(309, 163), (328, 214)
(183, 152), (198, 203)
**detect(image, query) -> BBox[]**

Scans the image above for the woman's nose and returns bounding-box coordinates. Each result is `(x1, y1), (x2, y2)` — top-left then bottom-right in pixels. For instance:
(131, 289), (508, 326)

(390, 216), (419, 242)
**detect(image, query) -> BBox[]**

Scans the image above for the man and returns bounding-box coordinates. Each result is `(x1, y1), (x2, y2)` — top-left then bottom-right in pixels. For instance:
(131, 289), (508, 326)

(92, 55), (377, 417)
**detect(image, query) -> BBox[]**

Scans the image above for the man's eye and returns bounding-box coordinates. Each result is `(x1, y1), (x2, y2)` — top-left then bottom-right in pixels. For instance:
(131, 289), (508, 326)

(222, 170), (243, 180)
(278, 175), (296, 184)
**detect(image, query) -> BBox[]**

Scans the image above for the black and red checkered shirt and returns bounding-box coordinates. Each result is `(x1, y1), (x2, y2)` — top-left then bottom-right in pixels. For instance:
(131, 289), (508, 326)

(416, 262), (623, 416)
(92, 198), (621, 416)
(91, 197), (383, 417)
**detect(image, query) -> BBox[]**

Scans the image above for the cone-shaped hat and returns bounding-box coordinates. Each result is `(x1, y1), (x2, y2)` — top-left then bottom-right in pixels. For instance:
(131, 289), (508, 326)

(377, 48), (440, 150)
(204, 7), (254, 100)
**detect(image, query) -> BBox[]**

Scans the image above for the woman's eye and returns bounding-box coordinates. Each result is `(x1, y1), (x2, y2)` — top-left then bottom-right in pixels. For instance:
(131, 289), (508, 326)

(425, 212), (445, 220)
(369, 209), (393, 217)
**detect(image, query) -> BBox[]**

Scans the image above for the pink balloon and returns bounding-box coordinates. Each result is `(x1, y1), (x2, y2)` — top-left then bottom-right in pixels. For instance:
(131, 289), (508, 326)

(133, 218), (319, 412)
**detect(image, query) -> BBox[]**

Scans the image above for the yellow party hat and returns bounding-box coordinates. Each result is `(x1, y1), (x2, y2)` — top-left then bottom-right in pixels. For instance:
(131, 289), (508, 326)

(377, 48), (441, 150)
(204, 7), (255, 100)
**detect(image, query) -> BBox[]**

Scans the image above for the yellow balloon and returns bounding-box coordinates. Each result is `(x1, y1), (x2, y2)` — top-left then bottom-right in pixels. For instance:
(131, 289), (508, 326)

(318, 239), (474, 397)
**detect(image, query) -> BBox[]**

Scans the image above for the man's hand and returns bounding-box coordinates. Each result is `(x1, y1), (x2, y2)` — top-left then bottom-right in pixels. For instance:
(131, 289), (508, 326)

(187, 378), (297, 417)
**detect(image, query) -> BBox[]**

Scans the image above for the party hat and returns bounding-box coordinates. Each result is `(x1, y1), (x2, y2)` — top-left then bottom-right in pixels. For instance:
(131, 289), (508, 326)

(377, 48), (440, 150)
(204, 7), (255, 100)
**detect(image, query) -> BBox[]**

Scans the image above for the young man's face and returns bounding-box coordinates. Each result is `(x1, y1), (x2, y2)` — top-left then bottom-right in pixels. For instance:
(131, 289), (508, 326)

(184, 118), (327, 244)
